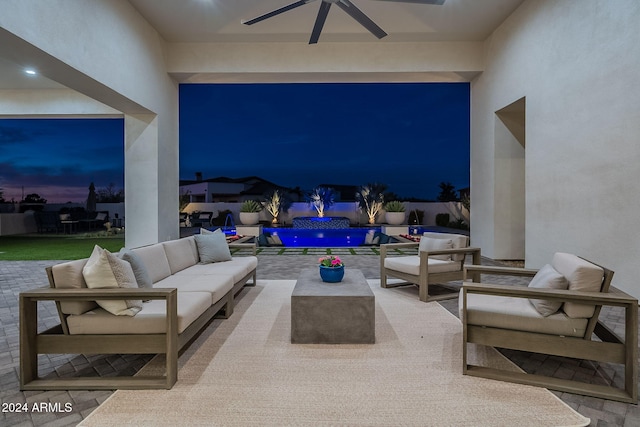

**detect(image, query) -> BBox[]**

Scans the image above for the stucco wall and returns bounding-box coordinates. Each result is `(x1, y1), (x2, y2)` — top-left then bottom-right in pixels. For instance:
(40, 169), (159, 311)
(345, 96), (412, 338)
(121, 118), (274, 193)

(471, 0), (640, 297)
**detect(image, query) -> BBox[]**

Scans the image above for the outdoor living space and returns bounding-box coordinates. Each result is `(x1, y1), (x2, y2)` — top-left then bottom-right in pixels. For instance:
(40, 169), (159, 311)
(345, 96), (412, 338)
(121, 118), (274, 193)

(2, 0), (640, 426)
(1, 247), (639, 426)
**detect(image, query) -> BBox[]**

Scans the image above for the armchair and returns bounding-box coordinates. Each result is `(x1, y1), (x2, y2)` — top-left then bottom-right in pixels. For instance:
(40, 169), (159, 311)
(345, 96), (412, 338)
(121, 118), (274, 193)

(380, 232), (481, 302)
(460, 253), (638, 403)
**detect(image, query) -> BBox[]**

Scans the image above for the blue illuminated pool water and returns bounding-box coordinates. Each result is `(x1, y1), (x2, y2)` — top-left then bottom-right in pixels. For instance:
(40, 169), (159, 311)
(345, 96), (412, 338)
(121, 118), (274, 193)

(264, 227), (381, 247)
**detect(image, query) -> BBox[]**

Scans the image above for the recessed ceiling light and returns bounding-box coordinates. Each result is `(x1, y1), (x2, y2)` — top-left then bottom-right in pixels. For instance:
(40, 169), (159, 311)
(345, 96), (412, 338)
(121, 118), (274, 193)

(25, 69), (37, 75)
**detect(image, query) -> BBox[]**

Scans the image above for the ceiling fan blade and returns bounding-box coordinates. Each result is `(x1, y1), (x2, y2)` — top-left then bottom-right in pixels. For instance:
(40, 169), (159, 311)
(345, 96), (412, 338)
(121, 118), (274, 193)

(335, 0), (387, 39)
(367, 0), (445, 4)
(309, 2), (332, 44)
(242, 0), (314, 26)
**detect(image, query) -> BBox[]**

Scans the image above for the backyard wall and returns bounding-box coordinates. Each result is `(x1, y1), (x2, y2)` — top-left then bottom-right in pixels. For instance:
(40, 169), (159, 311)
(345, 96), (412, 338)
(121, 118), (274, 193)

(471, 0), (640, 297)
(183, 202), (467, 228)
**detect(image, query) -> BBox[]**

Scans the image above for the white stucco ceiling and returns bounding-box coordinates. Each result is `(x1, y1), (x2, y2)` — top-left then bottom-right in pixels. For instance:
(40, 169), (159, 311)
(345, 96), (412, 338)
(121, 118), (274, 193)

(129, 0), (525, 43)
(0, 0), (525, 90)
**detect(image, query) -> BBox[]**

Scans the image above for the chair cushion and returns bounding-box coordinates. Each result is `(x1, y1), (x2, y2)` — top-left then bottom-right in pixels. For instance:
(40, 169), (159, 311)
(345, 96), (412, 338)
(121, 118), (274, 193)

(528, 264), (569, 316)
(66, 291), (212, 335)
(384, 256), (460, 276)
(461, 290), (588, 338)
(119, 248), (153, 289)
(132, 243), (172, 284)
(419, 237), (453, 261)
(162, 236), (199, 274)
(552, 252), (604, 318)
(154, 274), (234, 305)
(422, 232), (469, 261)
(195, 230), (232, 263)
(176, 256), (258, 283)
(82, 245), (142, 316)
(50, 258), (98, 315)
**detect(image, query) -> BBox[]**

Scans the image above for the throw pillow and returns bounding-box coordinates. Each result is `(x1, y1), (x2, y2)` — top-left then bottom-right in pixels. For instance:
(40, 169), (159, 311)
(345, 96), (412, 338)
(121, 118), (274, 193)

(418, 237), (453, 261)
(528, 264), (569, 316)
(195, 229), (232, 263)
(200, 227), (214, 235)
(82, 245), (142, 316)
(119, 247), (154, 298)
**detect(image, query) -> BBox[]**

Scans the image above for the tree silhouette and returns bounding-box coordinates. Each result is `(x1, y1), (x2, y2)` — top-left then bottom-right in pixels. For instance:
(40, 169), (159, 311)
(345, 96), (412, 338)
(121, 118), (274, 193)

(437, 182), (458, 202)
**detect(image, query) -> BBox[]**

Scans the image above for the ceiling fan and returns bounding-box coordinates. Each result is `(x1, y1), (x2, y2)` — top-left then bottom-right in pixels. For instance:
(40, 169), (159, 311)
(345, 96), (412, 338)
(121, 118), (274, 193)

(242, 0), (445, 44)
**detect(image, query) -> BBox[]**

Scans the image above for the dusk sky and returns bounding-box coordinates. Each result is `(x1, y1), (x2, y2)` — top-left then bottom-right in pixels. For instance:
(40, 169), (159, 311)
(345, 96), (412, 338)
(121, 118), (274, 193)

(0, 82), (469, 204)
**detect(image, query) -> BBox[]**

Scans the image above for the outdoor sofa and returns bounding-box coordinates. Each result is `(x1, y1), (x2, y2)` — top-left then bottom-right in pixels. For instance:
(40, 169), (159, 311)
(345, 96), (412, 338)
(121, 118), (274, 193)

(20, 231), (257, 390)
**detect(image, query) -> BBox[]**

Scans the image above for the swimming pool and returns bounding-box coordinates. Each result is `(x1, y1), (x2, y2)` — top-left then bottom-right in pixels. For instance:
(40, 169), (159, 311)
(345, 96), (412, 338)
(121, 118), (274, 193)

(263, 227), (382, 247)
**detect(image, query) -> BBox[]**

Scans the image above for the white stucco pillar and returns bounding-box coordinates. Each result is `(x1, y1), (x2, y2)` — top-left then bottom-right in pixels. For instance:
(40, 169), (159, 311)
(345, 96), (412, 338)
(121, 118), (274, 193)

(125, 114), (161, 248)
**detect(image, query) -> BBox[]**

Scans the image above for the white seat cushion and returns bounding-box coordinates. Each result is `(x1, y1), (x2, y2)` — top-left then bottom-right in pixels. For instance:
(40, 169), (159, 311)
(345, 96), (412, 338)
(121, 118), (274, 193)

(176, 256), (258, 282)
(552, 252), (604, 319)
(162, 236), (199, 274)
(384, 256), (460, 276)
(422, 232), (469, 261)
(461, 290), (588, 338)
(50, 258), (98, 315)
(67, 291), (212, 335)
(154, 274), (234, 305)
(132, 244), (172, 284)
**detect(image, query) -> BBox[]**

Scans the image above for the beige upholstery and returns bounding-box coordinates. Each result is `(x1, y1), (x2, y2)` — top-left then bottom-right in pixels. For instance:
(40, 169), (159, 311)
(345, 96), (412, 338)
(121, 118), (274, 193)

(461, 290), (588, 337)
(162, 236), (199, 274)
(380, 232), (481, 302)
(460, 255), (638, 404)
(154, 274), (234, 305)
(21, 236), (258, 391)
(132, 243), (172, 283)
(67, 291), (211, 334)
(50, 258), (97, 315)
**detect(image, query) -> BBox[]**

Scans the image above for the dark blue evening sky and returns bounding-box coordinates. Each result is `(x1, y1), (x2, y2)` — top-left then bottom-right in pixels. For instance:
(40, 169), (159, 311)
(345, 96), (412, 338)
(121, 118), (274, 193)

(0, 118), (124, 203)
(0, 82), (469, 203)
(180, 82), (470, 200)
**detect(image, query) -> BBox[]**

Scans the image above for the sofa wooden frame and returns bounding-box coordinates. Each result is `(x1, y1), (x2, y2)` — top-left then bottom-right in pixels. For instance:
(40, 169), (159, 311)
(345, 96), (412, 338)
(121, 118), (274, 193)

(380, 242), (481, 302)
(20, 241), (257, 391)
(460, 263), (638, 403)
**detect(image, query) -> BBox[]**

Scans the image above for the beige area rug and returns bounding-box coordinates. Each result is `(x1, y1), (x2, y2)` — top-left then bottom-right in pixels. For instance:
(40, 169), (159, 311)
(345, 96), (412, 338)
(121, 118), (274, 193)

(80, 280), (589, 427)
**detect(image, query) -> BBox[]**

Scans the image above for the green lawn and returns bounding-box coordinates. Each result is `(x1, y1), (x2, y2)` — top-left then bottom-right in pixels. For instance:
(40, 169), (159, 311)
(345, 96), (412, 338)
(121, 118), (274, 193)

(0, 234), (125, 260)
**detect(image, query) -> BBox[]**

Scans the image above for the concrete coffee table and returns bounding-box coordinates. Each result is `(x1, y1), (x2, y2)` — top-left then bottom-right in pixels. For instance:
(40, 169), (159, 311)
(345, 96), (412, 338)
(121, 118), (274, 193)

(291, 268), (375, 344)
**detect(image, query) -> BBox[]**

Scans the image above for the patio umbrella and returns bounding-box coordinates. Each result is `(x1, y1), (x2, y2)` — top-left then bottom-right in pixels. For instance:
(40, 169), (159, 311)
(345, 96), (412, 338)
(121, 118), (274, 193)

(86, 182), (97, 212)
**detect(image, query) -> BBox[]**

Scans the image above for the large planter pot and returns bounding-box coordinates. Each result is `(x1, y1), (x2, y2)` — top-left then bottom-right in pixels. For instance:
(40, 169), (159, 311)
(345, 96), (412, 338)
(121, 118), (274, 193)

(239, 212), (260, 225)
(319, 265), (345, 283)
(385, 212), (405, 225)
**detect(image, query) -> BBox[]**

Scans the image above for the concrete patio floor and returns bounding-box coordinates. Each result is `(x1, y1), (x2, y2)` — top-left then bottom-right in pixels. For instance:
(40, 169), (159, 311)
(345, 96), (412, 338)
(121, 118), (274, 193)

(1, 253), (638, 426)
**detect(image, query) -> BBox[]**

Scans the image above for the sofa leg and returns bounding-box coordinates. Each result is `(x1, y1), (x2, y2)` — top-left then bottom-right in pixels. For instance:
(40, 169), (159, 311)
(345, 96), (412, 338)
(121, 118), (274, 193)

(222, 295), (234, 318)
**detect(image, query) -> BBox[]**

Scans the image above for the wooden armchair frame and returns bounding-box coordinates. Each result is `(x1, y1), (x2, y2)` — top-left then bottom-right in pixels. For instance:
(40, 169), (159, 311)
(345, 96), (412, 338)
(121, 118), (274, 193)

(461, 263), (638, 403)
(20, 286), (232, 391)
(380, 242), (481, 302)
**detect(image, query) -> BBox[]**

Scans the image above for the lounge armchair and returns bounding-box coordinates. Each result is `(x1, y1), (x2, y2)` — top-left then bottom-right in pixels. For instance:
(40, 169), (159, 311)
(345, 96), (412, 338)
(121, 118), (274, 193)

(460, 253), (638, 403)
(380, 232), (481, 302)
(190, 211), (213, 228)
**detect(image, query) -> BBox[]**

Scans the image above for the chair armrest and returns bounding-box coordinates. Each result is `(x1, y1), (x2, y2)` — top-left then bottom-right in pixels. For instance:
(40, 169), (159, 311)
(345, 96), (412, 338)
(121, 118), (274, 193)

(20, 286), (176, 302)
(462, 282), (638, 307)
(380, 242), (419, 259)
(464, 265), (538, 282)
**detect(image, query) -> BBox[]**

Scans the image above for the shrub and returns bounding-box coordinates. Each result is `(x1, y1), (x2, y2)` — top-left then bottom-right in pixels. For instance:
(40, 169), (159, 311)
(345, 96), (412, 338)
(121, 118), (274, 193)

(435, 213), (450, 227)
(384, 201), (405, 212)
(240, 200), (263, 213)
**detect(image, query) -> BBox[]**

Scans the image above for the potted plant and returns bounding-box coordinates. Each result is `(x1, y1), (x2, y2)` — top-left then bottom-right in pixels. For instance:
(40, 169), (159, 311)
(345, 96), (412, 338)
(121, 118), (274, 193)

(318, 255), (344, 283)
(384, 200), (406, 225)
(356, 183), (386, 224)
(307, 186), (335, 218)
(263, 189), (291, 224)
(239, 200), (263, 225)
